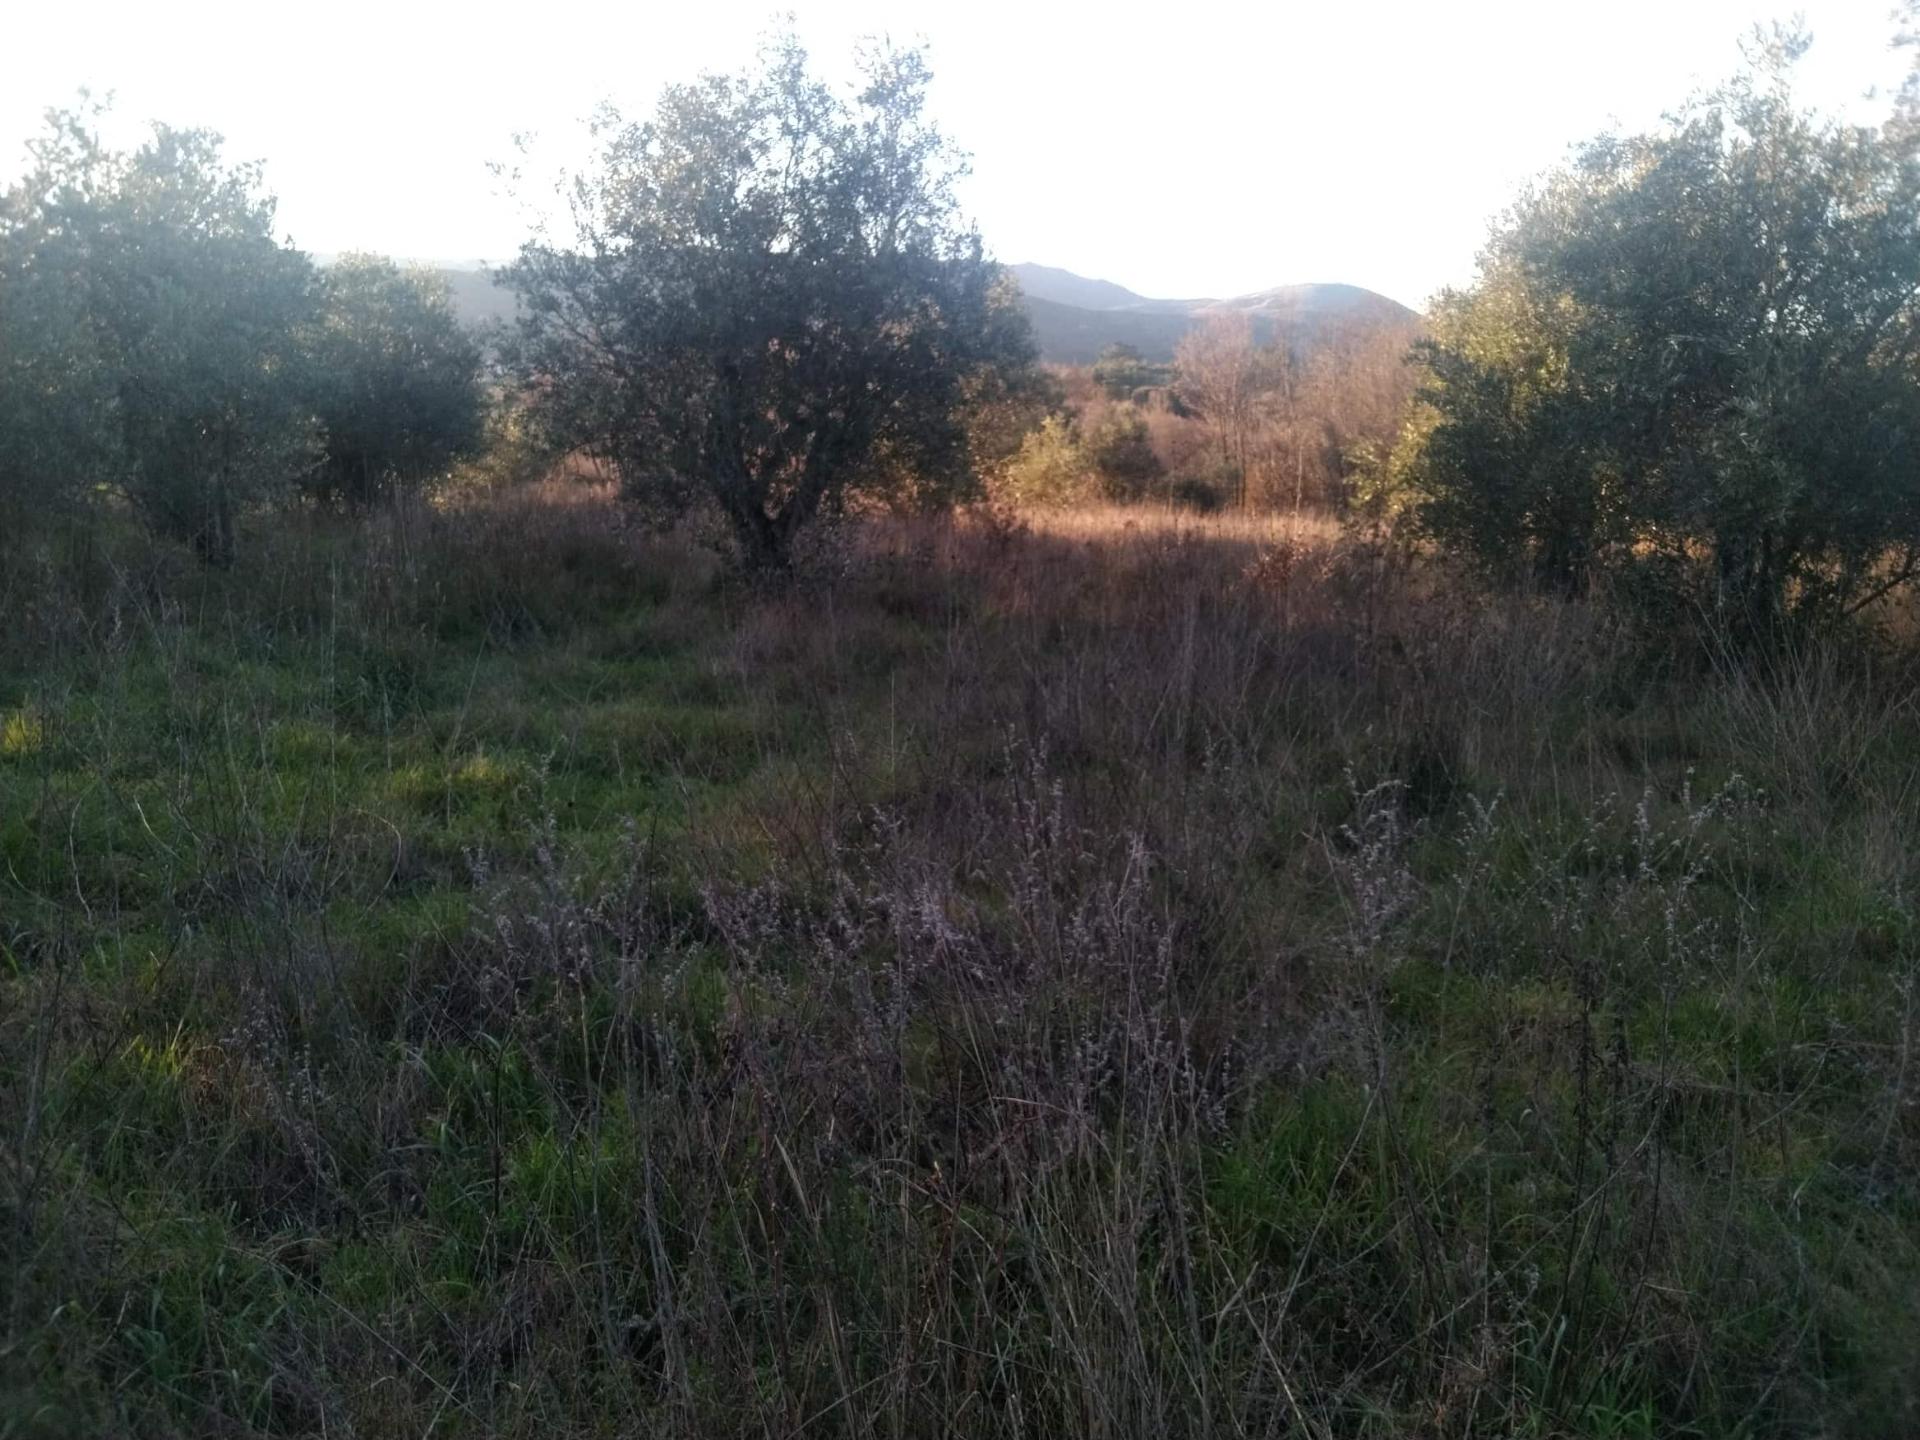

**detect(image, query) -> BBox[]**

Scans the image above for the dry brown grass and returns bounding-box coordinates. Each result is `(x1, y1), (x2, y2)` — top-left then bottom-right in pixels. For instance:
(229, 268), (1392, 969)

(1017, 501), (1343, 548)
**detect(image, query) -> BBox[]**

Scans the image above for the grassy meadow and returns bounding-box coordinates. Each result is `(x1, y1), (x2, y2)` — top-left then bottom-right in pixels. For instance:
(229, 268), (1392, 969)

(2, 487), (1918, 1437)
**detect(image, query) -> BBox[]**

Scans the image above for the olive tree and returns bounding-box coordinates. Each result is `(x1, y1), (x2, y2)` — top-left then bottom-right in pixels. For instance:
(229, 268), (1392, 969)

(0, 107), (318, 561)
(1410, 30), (1920, 629)
(307, 255), (485, 507)
(0, 183), (119, 533)
(501, 34), (1036, 569)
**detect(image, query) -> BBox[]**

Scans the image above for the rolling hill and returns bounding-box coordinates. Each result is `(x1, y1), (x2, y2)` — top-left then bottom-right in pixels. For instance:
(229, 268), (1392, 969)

(1008, 263), (1420, 364)
(430, 259), (1420, 365)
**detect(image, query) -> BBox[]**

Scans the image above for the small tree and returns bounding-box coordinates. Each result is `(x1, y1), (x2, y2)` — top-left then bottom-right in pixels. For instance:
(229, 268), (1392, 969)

(0, 171), (120, 535)
(954, 286), (1062, 503)
(1086, 408), (1164, 500)
(1413, 270), (1598, 594)
(307, 255), (486, 508)
(502, 34), (1036, 569)
(997, 414), (1088, 506)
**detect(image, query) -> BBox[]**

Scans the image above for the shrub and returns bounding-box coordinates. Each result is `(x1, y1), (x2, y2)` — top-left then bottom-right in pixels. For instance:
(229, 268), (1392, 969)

(1168, 463), (1236, 513)
(444, 399), (569, 495)
(1091, 342), (1170, 398)
(0, 106), (318, 563)
(1085, 408), (1165, 500)
(996, 414), (1089, 506)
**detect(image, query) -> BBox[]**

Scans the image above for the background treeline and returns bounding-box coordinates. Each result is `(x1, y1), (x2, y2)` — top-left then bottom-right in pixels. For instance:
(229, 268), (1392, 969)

(996, 316), (1418, 514)
(9, 24), (1920, 641)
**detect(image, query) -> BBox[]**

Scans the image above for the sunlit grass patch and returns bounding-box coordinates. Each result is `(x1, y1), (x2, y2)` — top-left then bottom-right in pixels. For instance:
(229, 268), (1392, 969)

(1, 705), (44, 757)
(390, 747), (536, 817)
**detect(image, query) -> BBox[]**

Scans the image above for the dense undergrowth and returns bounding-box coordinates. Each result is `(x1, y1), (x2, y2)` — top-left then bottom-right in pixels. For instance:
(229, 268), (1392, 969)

(2, 488), (1917, 1437)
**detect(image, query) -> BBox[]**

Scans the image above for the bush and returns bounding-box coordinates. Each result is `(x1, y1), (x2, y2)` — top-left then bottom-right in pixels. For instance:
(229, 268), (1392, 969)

(1085, 408), (1165, 500)
(1091, 342), (1170, 398)
(1168, 463), (1236, 513)
(0, 108), (320, 564)
(0, 108), (416, 564)
(996, 415), (1089, 506)
(444, 399), (569, 496)
(0, 223), (120, 538)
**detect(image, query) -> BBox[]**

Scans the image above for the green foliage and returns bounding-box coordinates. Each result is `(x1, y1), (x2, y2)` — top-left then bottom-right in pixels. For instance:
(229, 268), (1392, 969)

(1343, 408), (1433, 540)
(1408, 33), (1920, 631)
(0, 104), (319, 562)
(963, 318), (1064, 492)
(444, 395), (568, 494)
(1091, 341), (1170, 398)
(996, 413), (1088, 506)
(306, 254), (485, 507)
(1085, 407), (1164, 499)
(1408, 271), (1594, 590)
(0, 184), (120, 531)
(502, 33), (1038, 568)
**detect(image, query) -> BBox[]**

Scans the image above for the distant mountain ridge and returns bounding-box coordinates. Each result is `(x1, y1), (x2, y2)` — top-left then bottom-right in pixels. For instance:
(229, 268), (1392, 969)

(1008, 263), (1419, 364)
(425, 258), (1418, 366)
(1006, 263), (1159, 312)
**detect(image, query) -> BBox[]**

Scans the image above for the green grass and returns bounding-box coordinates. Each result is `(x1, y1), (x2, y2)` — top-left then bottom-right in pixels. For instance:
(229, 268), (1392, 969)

(2, 498), (1918, 1437)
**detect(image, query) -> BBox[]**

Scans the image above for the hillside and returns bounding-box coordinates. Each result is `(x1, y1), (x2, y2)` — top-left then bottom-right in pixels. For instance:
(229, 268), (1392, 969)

(1005, 262), (1159, 311)
(434, 260), (1419, 364)
(1018, 294), (1199, 364)
(1009, 262), (1421, 364)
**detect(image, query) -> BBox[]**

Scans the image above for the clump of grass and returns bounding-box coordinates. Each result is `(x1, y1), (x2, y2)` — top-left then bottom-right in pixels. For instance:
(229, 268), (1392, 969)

(0, 707), (42, 758)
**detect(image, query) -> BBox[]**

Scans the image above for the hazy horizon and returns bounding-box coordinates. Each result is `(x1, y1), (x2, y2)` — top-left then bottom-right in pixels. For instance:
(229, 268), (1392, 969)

(4, 0), (1910, 310)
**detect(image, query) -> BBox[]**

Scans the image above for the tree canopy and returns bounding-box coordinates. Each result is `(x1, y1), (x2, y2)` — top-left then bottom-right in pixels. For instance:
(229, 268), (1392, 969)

(500, 34), (1037, 569)
(0, 105), (319, 560)
(307, 255), (486, 507)
(1092, 343), (1170, 399)
(1405, 31), (1920, 631)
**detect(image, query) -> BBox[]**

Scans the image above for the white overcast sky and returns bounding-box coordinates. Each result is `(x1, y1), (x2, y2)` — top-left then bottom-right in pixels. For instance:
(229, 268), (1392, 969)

(1, 0), (1910, 309)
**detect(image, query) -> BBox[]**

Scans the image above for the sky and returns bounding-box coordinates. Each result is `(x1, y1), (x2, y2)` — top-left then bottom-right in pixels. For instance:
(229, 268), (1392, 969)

(1, 0), (1911, 310)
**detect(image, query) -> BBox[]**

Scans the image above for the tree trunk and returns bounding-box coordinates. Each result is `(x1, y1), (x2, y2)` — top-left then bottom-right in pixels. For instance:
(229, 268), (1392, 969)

(725, 501), (790, 573)
(196, 432), (237, 567)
